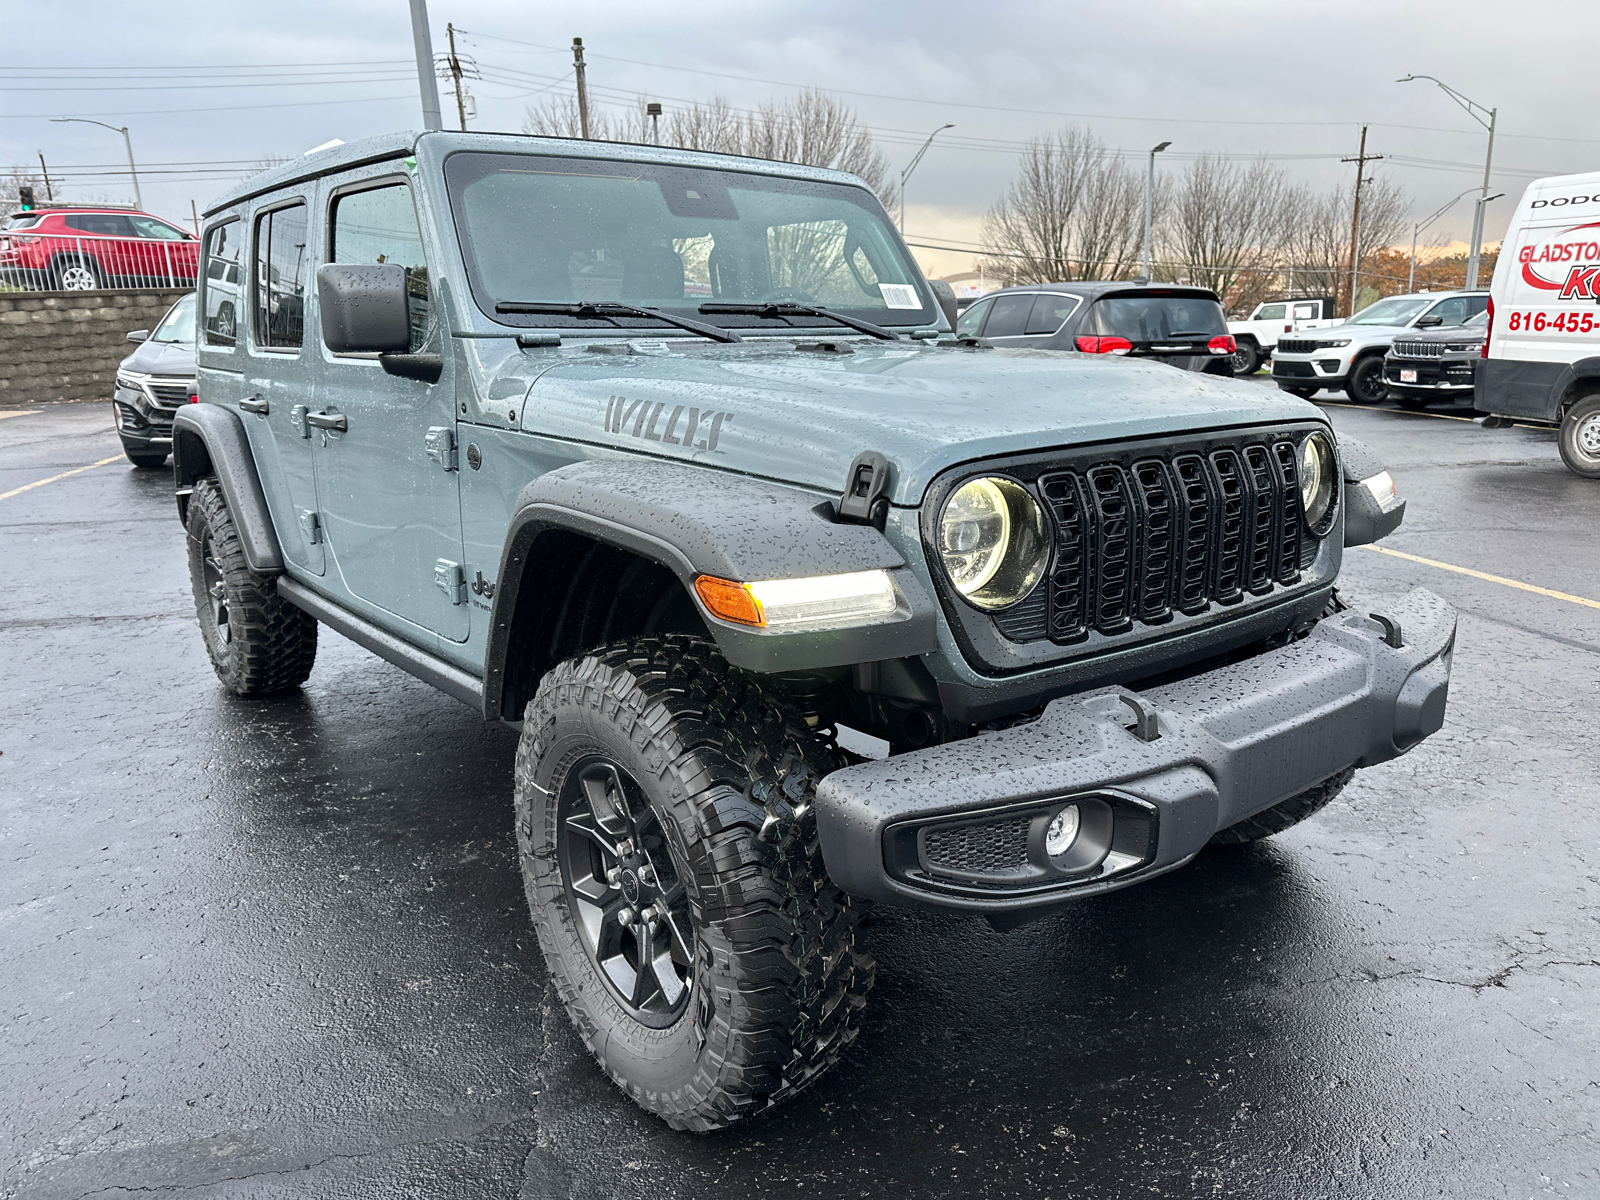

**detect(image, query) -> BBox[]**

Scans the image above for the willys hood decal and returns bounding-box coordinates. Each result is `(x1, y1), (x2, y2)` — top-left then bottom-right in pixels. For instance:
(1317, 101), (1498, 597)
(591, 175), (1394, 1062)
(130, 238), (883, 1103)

(518, 343), (1321, 506)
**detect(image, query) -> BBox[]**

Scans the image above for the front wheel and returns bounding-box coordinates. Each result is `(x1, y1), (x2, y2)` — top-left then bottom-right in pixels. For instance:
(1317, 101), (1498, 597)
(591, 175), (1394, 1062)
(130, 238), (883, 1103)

(1210, 768), (1355, 844)
(1559, 397), (1600, 479)
(1230, 341), (1260, 376)
(1345, 356), (1387, 404)
(516, 635), (874, 1131)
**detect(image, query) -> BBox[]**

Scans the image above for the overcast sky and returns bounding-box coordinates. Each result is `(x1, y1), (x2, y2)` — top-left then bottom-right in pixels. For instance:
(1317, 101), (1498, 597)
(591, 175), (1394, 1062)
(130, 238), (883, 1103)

(5, 0), (1596, 278)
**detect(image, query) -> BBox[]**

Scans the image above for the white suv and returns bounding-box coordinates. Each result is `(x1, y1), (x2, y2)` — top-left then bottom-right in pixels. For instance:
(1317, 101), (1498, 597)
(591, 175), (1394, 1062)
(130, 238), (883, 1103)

(1270, 291), (1490, 404)
(1227, 295), (1337, 375)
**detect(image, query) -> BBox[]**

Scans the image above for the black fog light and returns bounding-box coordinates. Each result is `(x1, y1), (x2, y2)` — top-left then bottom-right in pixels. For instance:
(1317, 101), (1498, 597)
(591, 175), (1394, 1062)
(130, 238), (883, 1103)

(1317, 358), (1342, 372)
(1034, 798), (1113, 877)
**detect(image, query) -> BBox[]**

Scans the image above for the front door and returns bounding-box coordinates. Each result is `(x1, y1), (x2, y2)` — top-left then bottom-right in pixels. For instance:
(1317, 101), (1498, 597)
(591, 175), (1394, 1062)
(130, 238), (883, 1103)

(310, 175), (467, 642)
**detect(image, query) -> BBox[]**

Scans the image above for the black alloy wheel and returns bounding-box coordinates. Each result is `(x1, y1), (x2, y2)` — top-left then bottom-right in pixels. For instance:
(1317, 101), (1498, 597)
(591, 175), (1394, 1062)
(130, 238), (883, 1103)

(1345, 355), (1388, 404)
(199, 531), (233, 660)
(1230, 341), (1260, 376)
(556, 756), (694, 1023)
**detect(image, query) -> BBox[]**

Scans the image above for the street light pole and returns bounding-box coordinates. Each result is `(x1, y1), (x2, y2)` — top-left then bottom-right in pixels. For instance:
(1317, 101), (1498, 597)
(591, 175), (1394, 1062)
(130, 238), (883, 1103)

(1398, 74), (1496, 289)
(51, 117), (141, 210)
(898, 124), (954, 231)
(1408, 186), (1479, 290)
(1143, 141), (1170, 281)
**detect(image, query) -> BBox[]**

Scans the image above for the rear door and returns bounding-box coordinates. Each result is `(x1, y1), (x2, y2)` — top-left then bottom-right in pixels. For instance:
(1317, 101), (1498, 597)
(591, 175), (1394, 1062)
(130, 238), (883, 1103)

(310, 171), (467, 643)
(978, 292), (1037, 344)
(65, 212), (135, 282)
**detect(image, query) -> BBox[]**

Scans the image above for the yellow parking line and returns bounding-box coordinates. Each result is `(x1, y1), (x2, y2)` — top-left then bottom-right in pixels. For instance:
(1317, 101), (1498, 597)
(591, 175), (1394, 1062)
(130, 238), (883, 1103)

(0, 455), (123, 502)
(0, 410), (41, 421)
(1316, 400), (1478, 423)
(1358, 544), (1600, 611)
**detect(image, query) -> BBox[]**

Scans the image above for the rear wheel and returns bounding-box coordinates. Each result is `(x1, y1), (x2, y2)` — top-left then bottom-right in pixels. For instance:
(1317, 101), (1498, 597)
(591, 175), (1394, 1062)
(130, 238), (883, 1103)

(1345, 355), (1387, 404)
(1210, 768), (1355, 844)
(1230, 340), (1260, 376)
(185, 477), (317, 695)
(50, 255), (101, 291)
(516, 635), (873, 1131)
(1558, 396), (1600, 479)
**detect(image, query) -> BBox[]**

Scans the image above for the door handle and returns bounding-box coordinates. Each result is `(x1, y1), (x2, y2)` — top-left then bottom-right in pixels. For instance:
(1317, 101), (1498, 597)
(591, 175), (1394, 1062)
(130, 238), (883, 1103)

(238, 397), (269, 414)
(305, 410), (347, 432)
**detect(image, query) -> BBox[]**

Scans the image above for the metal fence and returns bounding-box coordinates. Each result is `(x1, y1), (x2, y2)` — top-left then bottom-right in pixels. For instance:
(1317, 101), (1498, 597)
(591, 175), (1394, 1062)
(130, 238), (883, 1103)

(0, 229), (197, 292)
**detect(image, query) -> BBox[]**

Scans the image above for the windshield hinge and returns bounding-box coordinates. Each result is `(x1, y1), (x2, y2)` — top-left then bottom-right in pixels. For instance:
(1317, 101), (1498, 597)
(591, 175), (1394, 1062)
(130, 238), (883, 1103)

(425, 426), (458, 471)
(837, 451), (891, 531)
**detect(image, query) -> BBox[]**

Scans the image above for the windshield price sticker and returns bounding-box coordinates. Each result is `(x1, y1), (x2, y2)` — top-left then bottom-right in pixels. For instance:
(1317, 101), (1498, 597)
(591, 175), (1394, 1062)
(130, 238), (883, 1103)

(1506, 311), (1598, 333)
(879, 283), (921, 309)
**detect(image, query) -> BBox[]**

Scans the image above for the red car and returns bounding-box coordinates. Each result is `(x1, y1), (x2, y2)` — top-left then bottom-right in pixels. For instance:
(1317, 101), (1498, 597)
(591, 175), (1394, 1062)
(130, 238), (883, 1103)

(0, 205), (198, 291)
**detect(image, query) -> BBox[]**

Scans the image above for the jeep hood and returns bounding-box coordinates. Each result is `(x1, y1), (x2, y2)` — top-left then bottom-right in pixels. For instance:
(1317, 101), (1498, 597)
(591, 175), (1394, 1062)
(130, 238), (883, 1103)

(517, 342), (1324, 506)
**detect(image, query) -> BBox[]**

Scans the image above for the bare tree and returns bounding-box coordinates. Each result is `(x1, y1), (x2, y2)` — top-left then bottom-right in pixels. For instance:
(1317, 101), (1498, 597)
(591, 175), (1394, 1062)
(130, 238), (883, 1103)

(1161, 155), (1295, 303)
(3, 166), (47, 204)
(1280, 174), (1408, 306)
(980, 127), (1144, 283)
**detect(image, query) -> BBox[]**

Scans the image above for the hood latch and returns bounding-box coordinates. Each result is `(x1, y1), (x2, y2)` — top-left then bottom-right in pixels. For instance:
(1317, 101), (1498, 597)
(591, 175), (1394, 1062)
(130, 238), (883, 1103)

(837, 451), (891, 531)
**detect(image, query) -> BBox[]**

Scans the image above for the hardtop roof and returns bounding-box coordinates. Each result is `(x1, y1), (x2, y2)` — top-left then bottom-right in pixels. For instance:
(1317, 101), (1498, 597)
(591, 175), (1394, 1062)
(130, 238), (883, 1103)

(202, 129), (875, 220)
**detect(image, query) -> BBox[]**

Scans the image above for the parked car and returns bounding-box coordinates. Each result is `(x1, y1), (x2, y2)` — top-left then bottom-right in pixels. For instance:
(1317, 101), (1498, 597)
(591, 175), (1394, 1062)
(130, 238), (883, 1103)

(1270, 290), (1490, 403)
(1474, 169), (1600, 477)
(171, 131), (1452, 1132)
(1383, 311), (1487, 409)
(0, 205), (198, 291)
(955, 281), (1236, 375)
(113, 291), (196, 467)
(1227, 295), (1339, 376)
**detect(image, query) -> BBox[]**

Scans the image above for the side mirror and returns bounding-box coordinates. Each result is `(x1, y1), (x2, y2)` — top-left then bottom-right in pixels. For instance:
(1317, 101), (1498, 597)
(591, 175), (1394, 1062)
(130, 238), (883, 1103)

(126, 329), (149, 344)
(317, 263), (411, 353)
(1414, 314), (1443, 327)
(927, 279), (959, 331)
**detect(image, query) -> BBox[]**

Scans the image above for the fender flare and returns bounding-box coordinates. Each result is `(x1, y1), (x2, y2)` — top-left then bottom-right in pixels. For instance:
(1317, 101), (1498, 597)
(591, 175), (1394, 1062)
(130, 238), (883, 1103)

(482, 459), (938, 720)
(1338, 434), (1406, 547)
(1552, 356), (1600, 415)
(171, 403), (284, 574)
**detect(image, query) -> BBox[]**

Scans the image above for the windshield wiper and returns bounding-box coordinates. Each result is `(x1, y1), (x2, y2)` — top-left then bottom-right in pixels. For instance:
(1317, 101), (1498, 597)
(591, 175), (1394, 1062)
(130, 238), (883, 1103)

(493, 300), (742, 344)
(698, 301), (901, 341)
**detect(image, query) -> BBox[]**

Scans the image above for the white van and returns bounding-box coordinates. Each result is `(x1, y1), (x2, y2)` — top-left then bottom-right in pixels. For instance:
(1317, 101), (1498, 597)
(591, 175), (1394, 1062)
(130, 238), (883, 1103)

(1477, 169), (1600, 477)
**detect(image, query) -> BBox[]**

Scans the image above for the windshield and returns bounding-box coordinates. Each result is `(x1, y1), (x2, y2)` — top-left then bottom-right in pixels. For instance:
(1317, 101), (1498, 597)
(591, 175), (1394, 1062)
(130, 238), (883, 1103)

(443, 151), (932, 331)
(150, 292), (196, 343)
(1348, 297), (1431, 326)
(1088, 293), (1225, 340)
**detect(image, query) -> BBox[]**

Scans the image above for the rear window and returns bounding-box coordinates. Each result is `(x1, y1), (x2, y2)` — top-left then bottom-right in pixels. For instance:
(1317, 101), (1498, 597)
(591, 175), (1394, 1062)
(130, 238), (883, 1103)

(1256, 303), (1286, 320)
(1026, 293), (1079, 334)
(982, 293), (1035, 338)
(5, 213), (43, 231)
(1088, 293), (1226, 340)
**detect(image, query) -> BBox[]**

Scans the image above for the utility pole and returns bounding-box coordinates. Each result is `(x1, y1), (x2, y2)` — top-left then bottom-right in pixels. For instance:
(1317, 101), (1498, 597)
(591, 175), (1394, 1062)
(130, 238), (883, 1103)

(572, 38), (591, 139)
(446, 23), (468, 131)
(407, 0), (443, 130)
(190, 199), (199, 238)
(1341, 125), (1383, 316)
(1143, 141), (1171, 281)
(647, 102), (662, 146)
(37, 153), (53, 201)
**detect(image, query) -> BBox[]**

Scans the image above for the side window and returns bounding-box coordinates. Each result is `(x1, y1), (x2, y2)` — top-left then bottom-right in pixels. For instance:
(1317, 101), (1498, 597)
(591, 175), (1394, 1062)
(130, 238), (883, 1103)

(1465, 294), (1489, 319)
(65, 213), (134, 237)
(202, 220), (242, 347)
(1429, 297), (1470, 326)
(983, 293), (1035, 338)
(329, 183), (430, 353)
(254, 203), (308, 350)
(954, 297), (993, 338)
(1289, 303), (1315, 321)
(1256, 303), (1286, 321)
(1025, 293), (1078, 335)
(131, 215), (187, 241)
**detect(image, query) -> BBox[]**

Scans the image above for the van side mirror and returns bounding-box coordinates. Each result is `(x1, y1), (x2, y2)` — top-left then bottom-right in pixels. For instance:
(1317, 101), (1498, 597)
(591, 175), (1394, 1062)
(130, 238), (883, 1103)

(317, 263), (412, 353)
(1414, 314), (1443, 328)
(126, 329), (149, 344)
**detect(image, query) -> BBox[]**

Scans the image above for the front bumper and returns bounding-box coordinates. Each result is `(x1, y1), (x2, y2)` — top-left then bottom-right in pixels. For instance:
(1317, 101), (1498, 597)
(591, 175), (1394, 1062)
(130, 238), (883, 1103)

(1272, 358), (1348, 387)
(816, 587), (1455, 913)
(1384, 359), (1475, 395)
(112, 390), (175, 452)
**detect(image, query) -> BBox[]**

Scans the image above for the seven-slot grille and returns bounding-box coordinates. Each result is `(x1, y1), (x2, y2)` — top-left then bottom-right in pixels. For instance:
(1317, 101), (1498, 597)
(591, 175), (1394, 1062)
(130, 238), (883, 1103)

(1277, 338), (1320, 355)
(1391, 340), (1446, 358)
(1023, 439), (1305, 644)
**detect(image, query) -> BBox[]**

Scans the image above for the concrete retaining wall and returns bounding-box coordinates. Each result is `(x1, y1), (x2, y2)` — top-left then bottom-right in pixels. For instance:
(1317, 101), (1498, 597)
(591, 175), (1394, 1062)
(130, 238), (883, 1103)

(0, 288), (192, 406)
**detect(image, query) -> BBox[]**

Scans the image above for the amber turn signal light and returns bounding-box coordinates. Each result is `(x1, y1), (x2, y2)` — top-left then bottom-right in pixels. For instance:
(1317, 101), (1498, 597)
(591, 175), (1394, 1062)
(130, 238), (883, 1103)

(694, 575), (765, 627)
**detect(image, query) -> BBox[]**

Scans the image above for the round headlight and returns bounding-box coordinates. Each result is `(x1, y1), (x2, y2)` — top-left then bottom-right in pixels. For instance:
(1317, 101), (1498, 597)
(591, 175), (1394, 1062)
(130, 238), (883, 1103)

(1297, 432), (1336, 532)
(938, 476), (1049, 610)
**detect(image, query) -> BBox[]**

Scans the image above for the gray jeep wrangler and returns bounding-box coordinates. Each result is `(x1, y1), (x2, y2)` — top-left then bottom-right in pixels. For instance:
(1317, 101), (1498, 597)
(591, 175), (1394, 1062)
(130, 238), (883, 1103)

(171, 131), (1453, 1131)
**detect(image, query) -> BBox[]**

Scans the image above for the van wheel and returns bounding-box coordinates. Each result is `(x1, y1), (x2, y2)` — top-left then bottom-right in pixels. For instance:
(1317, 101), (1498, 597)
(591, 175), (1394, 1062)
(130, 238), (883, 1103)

(1210, 768), (1355, 844)
(185, 477), (318, 695)
(516, 634), (874, 1131)
(1558, 397), (1600, 479)
(1230, 341), (1260, 376)
(1345, 356), (1387, 404)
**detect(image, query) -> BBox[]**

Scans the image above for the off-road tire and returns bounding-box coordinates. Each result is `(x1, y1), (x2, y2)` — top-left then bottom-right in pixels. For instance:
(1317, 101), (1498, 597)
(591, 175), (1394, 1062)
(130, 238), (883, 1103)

(185, 477), (317, 695)
(1345, 355), (1387, 404)
(1558, 396), (1600, 479)
(126, 450), (169, 468)
(515, 635), (874, 1132)
(1230, 340), (1261, 376)
(1210, 767), (1356, 844)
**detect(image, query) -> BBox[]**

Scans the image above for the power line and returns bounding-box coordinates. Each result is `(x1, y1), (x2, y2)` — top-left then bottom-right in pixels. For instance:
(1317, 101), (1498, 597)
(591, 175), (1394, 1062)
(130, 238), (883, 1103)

(0, 93), (415, 120)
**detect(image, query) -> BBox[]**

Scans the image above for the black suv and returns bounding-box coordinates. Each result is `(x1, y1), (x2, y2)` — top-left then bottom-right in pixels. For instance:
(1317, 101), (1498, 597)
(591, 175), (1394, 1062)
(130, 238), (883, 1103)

(113, 291), (196, 467)
(954, 281), (1236, 375)
(1383, 311), (1488, 410)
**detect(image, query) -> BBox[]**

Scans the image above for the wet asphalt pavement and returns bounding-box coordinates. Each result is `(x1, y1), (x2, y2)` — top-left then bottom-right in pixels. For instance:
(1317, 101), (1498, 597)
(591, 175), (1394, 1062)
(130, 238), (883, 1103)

(2, 390), (1598, 1199)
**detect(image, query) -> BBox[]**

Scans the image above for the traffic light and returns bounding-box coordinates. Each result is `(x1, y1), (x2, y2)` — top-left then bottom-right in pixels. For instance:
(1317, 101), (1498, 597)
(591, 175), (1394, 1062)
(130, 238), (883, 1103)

(19, 186), (35, 211)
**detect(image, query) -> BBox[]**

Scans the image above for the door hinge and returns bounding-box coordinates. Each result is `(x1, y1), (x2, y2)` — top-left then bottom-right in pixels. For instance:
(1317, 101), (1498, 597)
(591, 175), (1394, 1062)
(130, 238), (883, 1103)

(434, 559), (467, 605)
(290, 403), (311, 439)
(298, 509), (321, 544)
(425, 426), (458, 471)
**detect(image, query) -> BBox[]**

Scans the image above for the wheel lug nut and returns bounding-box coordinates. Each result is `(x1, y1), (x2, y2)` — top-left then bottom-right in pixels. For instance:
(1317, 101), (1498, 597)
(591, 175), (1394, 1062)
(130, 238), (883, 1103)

(617, 838), (634, 857)
(606, 866), (621, 885)
(618, 907), (635, 927)
(638, 865), (655, 885)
